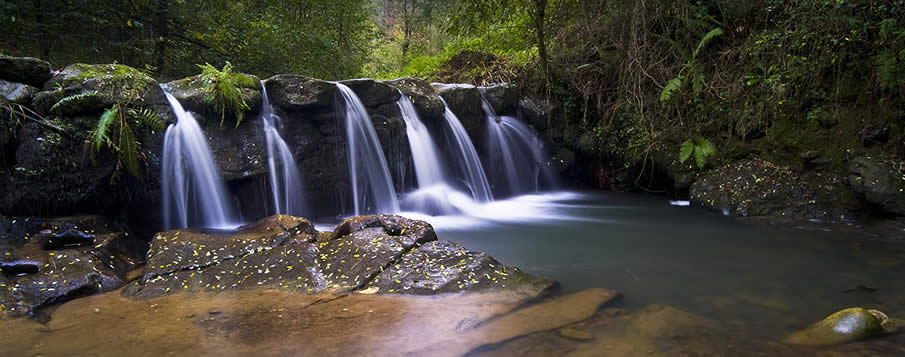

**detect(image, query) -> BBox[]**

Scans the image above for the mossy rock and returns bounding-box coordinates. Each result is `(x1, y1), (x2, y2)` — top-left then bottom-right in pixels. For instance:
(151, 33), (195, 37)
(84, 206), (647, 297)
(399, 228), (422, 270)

(0, 55), (52, 87)
(33, 63), (165, 116)
(162, 73), (261, 127)
(784, 308), (898, 346)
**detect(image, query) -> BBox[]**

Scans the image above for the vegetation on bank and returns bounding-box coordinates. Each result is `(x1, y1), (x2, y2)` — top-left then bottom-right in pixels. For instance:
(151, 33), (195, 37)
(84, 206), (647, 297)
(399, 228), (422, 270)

(2, 0), (905, 191)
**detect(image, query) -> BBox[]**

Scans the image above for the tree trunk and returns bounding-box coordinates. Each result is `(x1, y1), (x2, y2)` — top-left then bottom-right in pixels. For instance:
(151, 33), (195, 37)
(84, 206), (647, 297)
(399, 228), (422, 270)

(153, 0), (169, 76)
(534, 0), (549, 86)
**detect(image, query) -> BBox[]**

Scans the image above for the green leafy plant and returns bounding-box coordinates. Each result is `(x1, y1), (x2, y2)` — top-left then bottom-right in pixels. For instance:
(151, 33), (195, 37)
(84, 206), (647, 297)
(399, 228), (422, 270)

(679, 136), (716, 169)
(658, 28), (723, 104)
(52, 94), (165, 181)
(198, 62), (254, 127)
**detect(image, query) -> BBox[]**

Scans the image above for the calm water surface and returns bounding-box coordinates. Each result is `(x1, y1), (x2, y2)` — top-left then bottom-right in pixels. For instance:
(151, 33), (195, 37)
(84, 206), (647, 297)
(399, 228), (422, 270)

(422, 191), (905, 340)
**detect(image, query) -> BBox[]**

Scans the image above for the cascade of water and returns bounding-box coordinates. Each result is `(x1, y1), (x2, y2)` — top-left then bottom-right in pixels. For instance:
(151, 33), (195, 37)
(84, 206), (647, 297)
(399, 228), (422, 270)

(439, 97), (493, 202)
(161, 91), (234, 230)
(481, 96), (557, 197)
(335, 83), (400, 215)
(397, 92), (445, 187)
(261, 81), (307, 217)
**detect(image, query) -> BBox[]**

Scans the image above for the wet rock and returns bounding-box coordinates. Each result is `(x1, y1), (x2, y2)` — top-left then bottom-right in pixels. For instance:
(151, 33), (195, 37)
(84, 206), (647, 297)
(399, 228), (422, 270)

(386, 77), (444, 122)
(849, 156), (905, 216)
(124, 215), (555, 302)
(162, 73), (261, 125)
(478, 84), (518, 115)
(0, 55), (52, 87)
(784, 307), (898, 345)
(559, 328), (594, 341)
(339, 79), (400, 110)
(0, 216), (147, 318)
(518, 97), (548, 131)
(433, 83), (483, 127)
(0, 80), (37, 105)
(368, 240), (556, 296)
(263, 75), (336, 112)
(33, 63), (168, 117)
(690, 159), (858, 220)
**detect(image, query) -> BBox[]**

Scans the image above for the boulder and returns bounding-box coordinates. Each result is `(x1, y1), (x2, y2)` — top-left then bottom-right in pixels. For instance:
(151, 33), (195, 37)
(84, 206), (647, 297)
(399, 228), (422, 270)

(0, 55), (52, 87)
(33, 63), (168, 117)
(690, 159), (858, 220)
(123, 214), (555, 300)
(263, 74), (336, 113)
(478, 84), (518, 116)
(849, 156), (905, 216)
(387, 77), (444, 123)
(0, 215), (147, 318)
(339, 78), (400, 110)
(0, 80), (37, 105)
(784, 307), (898, 345)
(433, 83), (486, 154)
(518, 97), (548, 131)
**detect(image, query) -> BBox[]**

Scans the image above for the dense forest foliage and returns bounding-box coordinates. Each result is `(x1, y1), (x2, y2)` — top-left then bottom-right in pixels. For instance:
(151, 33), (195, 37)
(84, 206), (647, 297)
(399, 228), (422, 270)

(3, 0), (905, 188)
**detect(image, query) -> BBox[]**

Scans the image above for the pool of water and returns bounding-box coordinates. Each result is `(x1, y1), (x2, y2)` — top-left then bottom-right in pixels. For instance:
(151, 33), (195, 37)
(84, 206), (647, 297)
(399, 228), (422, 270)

(407, 191), (905, 340)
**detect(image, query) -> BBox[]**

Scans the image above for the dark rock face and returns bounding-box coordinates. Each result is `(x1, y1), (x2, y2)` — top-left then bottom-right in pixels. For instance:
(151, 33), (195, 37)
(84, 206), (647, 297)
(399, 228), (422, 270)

(123, 214), (554, 299)
(0, 80), (38, 105)
(0, 55), (52, 87)
(479, 84), (518, 115)
(690, 159), (858, 220)
(849, 156), (905, 216)
(0, 216), (147, 318)
(387, 77), (445, 123)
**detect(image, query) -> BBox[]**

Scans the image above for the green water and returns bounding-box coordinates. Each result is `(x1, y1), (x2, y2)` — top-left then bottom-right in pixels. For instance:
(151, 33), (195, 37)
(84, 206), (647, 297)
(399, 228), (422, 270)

(434, 192), (905, 340)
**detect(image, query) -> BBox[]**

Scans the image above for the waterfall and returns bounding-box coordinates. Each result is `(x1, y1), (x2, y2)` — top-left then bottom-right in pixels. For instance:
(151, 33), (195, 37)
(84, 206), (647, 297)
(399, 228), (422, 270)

(261, 81), (307, 217)
(335, 83), (400, 215)
(161, 92), (234, 230)
(397, 92), (445, 187)
(481, 96), (557, 197)
(439, 97), (493, 202)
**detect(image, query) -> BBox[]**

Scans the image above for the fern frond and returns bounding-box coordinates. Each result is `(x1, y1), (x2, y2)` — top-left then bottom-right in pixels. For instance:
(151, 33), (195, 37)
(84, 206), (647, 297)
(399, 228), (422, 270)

(695, 136), (716, 159)
(51, 92), (102, 113)
(679, 139), (694, 163)
(129, 108), (166, 130)
(93, 104), (119, 152)
(693, 28), (723, 59)
(659, 77), (683, 104)
(118, 118), (140, 176)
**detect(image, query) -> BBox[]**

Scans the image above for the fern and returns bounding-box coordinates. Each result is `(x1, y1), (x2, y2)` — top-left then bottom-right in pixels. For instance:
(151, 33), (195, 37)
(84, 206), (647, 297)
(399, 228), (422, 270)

(118, 118), (140, 176)
(93, 104), (119, 152)
(129, 108), (165, 131)
(660, 77), (683, 103)
(679, 139), (694, 163)
(50, 92), (102, 113)
(678, 136), (716, 170)
(693, 28), (723, 59)
(198, 62), (252, 127)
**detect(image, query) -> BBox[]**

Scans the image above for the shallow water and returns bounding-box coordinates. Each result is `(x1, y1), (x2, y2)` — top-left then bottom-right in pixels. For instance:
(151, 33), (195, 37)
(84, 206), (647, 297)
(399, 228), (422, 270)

(421, 191), (905, 340)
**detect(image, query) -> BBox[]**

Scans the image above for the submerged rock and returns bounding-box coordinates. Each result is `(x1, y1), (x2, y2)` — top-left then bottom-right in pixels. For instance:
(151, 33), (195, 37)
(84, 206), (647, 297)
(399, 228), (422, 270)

(784, 307), (898, 345)
(123, 214), (555, 300)
(0, 216), (147, 318)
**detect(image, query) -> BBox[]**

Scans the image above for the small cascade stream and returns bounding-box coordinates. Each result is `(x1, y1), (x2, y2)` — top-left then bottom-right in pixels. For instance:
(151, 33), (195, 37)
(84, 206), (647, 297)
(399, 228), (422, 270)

(161, 92), (234, 230)
(261, 81), (307, 217)
(335, 83), (400, 216)
(481, 96), (557, 197)
(439, 97), (493, 203)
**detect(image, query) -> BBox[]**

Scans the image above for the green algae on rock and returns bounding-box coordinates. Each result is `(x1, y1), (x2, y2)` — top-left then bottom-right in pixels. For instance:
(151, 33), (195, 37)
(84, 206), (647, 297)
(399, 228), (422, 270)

(784, 307), (898, 346)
